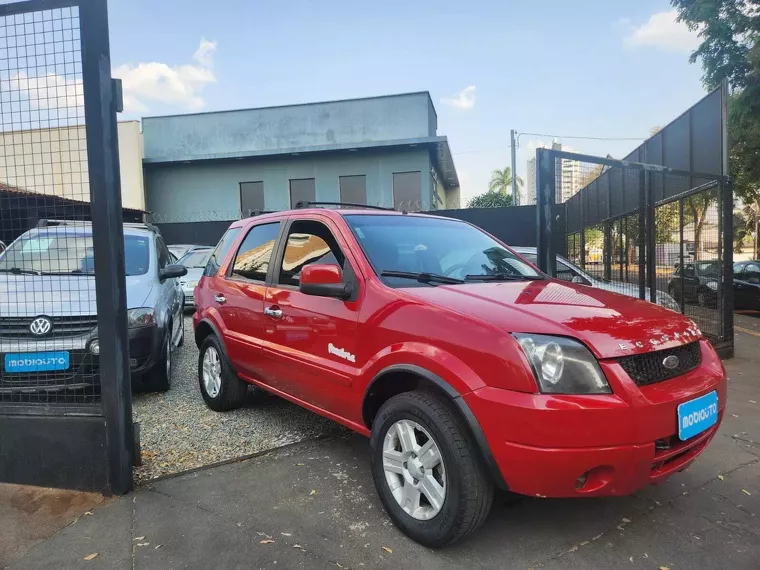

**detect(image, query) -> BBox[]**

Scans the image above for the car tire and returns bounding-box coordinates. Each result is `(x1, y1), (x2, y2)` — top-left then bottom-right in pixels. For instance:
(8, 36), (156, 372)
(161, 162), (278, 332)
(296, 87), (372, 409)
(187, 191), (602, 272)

(145, 330), (172, 392)
(369, 391), (494, 548)
(198, 335), (248, 412)
(698, 289), (708, 307)
(177, 318), (185, 347)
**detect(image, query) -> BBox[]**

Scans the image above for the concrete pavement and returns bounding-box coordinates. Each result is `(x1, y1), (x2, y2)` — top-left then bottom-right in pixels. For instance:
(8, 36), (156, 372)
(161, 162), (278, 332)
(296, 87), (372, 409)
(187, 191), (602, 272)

(3, 313), (760, 570)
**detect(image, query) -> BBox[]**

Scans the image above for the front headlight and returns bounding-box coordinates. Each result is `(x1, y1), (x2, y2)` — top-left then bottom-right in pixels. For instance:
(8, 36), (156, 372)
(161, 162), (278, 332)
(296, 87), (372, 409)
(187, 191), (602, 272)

(706, 281), (718, 291)
(128, 307), (156, 328)
(514, 334), (610, 394)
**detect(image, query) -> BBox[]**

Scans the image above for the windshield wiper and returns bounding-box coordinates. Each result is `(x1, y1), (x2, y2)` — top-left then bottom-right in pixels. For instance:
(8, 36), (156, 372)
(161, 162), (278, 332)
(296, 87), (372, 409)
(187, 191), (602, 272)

(0, 267), (41, 276)
(381, 270), (464, 285)
(464, 273), (543, 282)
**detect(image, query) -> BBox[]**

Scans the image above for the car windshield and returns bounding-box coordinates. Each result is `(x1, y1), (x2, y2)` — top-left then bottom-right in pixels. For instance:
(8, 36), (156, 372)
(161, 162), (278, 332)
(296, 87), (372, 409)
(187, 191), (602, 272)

(178, 249), (212, 268)
(0, 232), (151, 276)
(344, 215), (541, 285)
(696, 261), (721, 276)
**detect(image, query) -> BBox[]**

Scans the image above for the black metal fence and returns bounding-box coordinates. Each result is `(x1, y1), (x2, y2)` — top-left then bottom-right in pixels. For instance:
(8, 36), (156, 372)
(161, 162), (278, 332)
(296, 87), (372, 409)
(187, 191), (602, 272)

(0, 0), (131, 492)
(537, 148), (733, 357)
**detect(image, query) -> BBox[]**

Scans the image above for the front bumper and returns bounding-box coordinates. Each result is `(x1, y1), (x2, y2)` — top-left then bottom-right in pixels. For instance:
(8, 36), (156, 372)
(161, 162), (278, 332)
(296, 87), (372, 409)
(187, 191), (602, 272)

(0, 325), (161, 395)
(465, 340), (727, 497)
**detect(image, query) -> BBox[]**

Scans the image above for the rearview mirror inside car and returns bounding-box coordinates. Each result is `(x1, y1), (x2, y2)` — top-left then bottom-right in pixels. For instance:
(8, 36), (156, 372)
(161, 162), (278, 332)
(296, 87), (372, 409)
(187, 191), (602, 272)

(299, 264), (353, 300)
(160, 264), (188, 281)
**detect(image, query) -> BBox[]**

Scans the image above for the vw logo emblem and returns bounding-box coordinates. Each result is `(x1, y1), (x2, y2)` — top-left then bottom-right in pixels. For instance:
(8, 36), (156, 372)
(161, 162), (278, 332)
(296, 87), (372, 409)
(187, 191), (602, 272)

(29, 316), (53, 336)
(662, 355), (680, 370)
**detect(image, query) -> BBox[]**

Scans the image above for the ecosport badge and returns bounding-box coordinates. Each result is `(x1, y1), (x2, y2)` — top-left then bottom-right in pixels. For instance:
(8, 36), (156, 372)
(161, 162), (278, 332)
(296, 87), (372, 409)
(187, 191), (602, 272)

(328, 343), (356, 363)
(617, 325), (700, 352)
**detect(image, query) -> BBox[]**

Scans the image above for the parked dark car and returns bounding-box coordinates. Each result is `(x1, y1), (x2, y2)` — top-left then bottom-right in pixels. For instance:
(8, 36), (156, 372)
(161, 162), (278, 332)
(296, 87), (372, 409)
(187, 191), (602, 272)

(733, 260), (760, 310)
(667, 261), (721, 307)
(667, 260), (760, 310)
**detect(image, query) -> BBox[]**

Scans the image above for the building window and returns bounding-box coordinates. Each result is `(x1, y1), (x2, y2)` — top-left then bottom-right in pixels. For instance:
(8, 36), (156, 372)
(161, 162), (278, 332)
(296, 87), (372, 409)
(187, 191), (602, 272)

(393, 171), (422, 211)
(339, 175), (367, 205)
(240, 181), (265, 215)
(289, 178), (316, 207)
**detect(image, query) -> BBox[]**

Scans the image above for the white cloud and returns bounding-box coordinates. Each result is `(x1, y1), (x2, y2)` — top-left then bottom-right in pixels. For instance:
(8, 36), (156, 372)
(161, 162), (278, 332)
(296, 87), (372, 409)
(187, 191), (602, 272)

(113, 37), (218, 114)
(2, 71), (84, 109)
(441, 85), (476, 110)
(624, 9), (702, 53)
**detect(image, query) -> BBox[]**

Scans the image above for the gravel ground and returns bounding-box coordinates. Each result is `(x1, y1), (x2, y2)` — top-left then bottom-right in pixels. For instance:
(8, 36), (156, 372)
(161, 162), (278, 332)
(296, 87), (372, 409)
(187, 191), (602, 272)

(132, 316), (345, 483)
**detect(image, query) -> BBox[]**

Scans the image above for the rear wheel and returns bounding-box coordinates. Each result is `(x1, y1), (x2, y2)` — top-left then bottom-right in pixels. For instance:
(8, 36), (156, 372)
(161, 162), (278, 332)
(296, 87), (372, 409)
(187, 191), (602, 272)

(370, 391), (494, 548)
(198, 335), (248, 411)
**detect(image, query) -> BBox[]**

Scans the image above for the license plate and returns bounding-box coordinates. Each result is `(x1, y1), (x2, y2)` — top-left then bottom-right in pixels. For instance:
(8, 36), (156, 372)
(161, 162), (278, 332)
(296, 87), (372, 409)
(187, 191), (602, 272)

(3, 351), (70, 373)
(677, 391), (719, 441)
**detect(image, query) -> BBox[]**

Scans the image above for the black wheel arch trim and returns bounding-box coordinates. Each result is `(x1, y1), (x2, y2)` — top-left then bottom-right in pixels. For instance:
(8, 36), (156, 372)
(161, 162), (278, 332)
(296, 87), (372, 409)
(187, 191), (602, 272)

(195, 318), (237, 372)
(364, 364), (507, 490)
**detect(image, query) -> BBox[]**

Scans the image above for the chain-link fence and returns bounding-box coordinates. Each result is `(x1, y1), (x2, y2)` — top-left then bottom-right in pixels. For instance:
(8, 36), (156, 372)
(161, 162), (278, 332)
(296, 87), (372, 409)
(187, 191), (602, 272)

(537, 148), (733, 355)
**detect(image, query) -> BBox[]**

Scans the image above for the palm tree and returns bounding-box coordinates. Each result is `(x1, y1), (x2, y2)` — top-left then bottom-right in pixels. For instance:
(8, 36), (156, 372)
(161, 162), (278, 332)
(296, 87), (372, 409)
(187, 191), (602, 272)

(489, 167), (524, 196)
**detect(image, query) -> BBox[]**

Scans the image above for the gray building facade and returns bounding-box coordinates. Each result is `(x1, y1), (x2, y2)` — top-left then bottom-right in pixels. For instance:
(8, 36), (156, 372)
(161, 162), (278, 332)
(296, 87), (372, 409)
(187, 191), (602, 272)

(142, 92), (460, 224)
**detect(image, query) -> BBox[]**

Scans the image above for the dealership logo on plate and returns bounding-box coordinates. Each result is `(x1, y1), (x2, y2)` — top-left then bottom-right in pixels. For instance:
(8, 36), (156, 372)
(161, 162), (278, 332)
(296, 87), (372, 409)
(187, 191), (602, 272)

(29, 316), (53, 336)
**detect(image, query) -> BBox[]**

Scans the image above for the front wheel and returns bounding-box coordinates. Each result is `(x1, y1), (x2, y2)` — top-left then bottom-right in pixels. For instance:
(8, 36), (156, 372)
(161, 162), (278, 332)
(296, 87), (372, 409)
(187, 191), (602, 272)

(198, 335), (248, 411)
(145, 330), (172, 392)
(697, 289), (708, 307)
(370, 391), (494, 548)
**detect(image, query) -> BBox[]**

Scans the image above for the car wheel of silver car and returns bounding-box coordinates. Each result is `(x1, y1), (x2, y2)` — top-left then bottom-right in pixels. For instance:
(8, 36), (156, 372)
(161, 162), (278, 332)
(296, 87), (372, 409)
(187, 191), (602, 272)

(198, 334), (248, 412)
(146, 331), (172, 392)
(177, 318), (185, 347)
(698, 290), (707, 307)
(370, 391), (494, 548)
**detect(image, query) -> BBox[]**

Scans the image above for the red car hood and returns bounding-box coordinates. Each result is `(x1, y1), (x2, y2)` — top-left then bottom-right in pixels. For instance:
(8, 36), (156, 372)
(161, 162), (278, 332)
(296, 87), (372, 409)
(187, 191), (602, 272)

(403, 279), (701, 360)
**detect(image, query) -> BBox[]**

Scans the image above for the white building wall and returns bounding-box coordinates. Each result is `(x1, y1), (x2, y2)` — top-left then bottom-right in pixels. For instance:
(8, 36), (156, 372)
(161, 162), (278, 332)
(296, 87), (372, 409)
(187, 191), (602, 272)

(0, 121), (145, 210)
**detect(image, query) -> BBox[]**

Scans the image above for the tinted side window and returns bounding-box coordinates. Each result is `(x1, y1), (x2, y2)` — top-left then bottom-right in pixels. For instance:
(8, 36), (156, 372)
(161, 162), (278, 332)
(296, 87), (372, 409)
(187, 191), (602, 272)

(156, 237), (171, 270)
(278, 221), (345, 287)
(206, 228), (242, 276)
(745, 263), (760, 281)
(556, 260), (579, 282)
(231, 223), (281, 282)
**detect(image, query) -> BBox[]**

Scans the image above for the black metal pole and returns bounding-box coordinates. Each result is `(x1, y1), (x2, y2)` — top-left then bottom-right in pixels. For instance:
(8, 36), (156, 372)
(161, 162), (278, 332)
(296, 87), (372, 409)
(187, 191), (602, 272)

(679, 199), (685, 314)
(618, 219), (624, 281)
(722, 179), (734, 356)
(646, 172), (657, 304)
(80, 0), (133, 494)
(638, 171), (647, 300)
(603, 220), (612, 282)
(536, 149), (557, 277)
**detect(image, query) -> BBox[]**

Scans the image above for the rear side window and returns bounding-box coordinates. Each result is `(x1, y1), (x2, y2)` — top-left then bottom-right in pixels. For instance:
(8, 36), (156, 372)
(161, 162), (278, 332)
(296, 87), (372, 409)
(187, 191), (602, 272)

(205, 228), (242, 276)
(231, 222), (281, 282)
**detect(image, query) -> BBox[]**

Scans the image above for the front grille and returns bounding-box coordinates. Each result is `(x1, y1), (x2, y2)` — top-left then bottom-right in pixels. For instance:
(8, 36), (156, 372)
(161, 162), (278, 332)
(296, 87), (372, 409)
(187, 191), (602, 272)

(0, 316), (98, 339)
(618, 342), (702, 386)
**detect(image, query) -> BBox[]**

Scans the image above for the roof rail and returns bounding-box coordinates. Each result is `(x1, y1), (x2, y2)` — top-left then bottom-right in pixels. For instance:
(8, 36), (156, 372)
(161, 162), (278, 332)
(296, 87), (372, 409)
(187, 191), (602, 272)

(294, 201), (395, 211)
(36, 219), (160, 233)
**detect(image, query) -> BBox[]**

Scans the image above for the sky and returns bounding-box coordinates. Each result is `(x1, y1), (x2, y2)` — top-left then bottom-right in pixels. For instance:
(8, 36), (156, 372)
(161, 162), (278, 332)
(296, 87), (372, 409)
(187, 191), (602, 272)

(102, 0), (708, 205)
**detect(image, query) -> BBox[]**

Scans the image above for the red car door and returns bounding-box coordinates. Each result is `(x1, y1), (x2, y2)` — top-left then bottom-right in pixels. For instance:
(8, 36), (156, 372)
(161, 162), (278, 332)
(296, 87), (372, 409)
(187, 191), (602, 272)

(262, 216), (361, 414)
(215, 221), (283, 384)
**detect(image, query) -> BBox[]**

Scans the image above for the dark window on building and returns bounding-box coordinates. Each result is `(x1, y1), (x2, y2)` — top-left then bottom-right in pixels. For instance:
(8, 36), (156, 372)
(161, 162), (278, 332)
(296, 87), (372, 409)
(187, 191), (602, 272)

(290, 178), (316, 207)
(278, 220), (345, 287)
(393, 171), (421, 210)
(339, 175), (367, 205)
(240, 181), (265, 215)
(231, 222), (281, 282)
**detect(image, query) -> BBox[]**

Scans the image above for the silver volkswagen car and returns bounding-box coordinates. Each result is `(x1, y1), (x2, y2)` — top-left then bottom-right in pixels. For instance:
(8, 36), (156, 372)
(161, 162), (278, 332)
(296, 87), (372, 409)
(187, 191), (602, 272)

(0, 221), (187, 396)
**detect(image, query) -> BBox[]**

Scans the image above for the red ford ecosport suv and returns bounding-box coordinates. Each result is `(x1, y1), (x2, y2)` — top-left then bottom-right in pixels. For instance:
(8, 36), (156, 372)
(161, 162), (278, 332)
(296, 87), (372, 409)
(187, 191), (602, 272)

(193, 207), (726, 548)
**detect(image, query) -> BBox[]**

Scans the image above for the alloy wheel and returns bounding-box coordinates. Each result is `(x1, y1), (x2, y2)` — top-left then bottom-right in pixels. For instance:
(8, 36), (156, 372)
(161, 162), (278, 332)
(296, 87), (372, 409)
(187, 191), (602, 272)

(382, 419), (446, 520)
(202, 346), (222, 398)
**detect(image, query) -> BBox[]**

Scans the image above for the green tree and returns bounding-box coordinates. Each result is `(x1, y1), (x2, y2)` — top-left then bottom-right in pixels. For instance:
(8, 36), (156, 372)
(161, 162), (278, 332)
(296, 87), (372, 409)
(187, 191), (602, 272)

(466, 190), (515, 209)
(671, 0), (760, 203)
(488, 167), (524, 195)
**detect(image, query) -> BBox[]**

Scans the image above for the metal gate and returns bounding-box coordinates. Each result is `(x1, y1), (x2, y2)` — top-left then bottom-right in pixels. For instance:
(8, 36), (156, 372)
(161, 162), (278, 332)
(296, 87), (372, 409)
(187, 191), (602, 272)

(0, 0), (131, 492)
(536, 148), (733, 357)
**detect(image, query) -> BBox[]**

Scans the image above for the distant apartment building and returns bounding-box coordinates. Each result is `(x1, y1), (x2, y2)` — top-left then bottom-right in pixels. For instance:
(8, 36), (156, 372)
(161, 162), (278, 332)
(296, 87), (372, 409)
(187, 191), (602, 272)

(526, 156), (537, 205)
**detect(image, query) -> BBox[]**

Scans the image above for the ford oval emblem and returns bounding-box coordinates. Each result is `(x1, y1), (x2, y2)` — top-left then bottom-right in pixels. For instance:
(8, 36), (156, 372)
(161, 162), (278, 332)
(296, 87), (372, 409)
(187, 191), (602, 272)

(662, 355), (680, 370)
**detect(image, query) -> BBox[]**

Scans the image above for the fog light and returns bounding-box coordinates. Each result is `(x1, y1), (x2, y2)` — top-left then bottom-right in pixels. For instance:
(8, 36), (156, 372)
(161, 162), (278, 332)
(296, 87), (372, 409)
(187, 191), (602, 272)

(90, 340), (100, 355)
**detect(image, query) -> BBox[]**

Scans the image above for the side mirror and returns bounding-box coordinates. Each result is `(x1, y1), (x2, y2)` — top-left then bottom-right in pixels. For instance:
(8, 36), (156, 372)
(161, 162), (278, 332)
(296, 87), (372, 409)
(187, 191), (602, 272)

(299, 264), (353, 300)
(160, 264), (188, 281)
